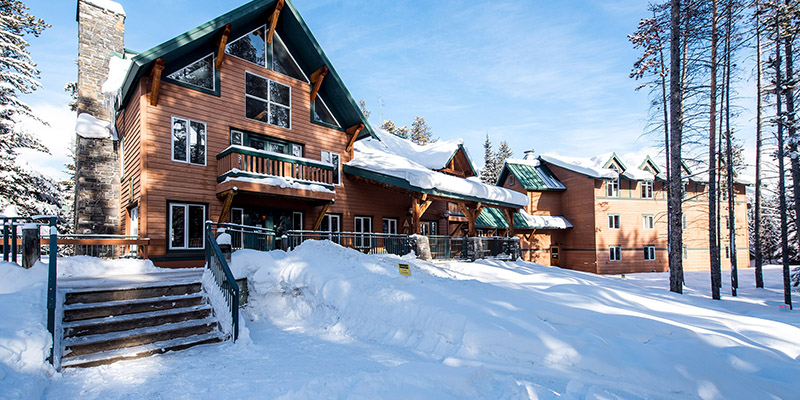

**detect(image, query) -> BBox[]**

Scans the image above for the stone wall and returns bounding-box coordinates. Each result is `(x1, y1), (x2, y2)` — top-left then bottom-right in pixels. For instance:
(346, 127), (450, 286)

(74, 0), (125, 234)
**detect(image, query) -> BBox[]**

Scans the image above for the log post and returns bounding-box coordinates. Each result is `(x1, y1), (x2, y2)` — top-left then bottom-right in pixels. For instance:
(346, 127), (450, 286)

(21, 223), (40, 269)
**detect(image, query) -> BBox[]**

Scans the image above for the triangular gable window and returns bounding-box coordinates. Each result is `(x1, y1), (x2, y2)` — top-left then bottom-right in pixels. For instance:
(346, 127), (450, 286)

(273, 34), (308, 82)
(642, 165), (653, 174)
(225, 27), (266, 66)
(313, 95), (340, 127)
(167, 54), (215, 91)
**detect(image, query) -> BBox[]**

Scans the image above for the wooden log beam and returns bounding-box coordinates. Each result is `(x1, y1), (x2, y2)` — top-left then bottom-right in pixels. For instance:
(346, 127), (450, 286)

(215, 24), (232, 69)
(458, 202), (479, 237)
(266, 0), (285, 44)
(411, 197), (422, 234)
(312, 202), (332, 231)
(309, 65), (329, 102)
(345, 123), (364, 153)
(149, 58), (165, 106)
(449, 222), (464, 237)
(217, 189), (237, 223)
(503, 208), (515, 237)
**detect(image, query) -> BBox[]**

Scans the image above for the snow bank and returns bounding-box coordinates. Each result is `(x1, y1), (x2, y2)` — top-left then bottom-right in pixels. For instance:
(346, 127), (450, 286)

(232, 242), (800, 399)
(349, 137), (527, 207)
(83, 0), (125, 15)
(56, 256), (164, 278)
(75, 113), (115, 139)
(0, 261), (53, 399)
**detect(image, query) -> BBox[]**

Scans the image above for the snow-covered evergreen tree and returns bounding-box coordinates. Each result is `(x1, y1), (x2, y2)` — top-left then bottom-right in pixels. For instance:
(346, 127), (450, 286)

(480, 134), (498, 184)
(410, 116), (436, 145)
(380, 119), (409, 138)
(358, 99), (370, 120)
(496, 140), (513, 169)
(0, 2), (66, 226)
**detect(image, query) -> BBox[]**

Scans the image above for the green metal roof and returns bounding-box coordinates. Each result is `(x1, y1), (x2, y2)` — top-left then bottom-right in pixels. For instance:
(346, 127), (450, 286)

(475, 208), (572, 230)
(342, 165), (524, 209)
(496, 161), (566, 191)
(116, 0), (374, 141)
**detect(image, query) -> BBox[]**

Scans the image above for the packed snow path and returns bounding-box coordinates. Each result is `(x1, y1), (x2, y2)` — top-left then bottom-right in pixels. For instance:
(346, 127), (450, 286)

(1, 242), (798, 399)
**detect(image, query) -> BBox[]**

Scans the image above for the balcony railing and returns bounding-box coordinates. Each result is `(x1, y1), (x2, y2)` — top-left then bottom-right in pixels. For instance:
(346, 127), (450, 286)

(217, 146), (335, 189)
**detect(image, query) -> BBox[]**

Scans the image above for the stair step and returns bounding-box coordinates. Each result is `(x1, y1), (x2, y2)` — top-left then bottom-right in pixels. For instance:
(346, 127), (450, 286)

(61, 331), (225, 368)
(65, 282), (202, 305)
(63, 317), (219, 358)
(63, 293), (205, 322)
(63, 305), (213, 338)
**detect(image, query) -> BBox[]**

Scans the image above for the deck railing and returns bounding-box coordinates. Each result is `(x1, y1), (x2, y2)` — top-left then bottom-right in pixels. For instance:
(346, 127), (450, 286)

(204, 222), (240, 342)
(218, 222), (278, 252)
(40, 235), (149, 258)
(216, 146), (335, 188)
(285, 230), (411, 256)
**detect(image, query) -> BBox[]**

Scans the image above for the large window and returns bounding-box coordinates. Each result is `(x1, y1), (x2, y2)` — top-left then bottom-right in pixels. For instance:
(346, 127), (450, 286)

(354, 216), (372, 248)
(169, 203), (206, 250)
(606, 178), (619, 197)
(642, 215), (654, 230)
(166, 54), (215, 91)
(641, 181), (653, 199)
(321, 150), (341, 185)
(313, 96), (340, 127)
(273, 34), (306, 81)
(644, 245), (656, 261)
(172, 116), (206, 165)
(609, 246), (621, 261)
(382, 218), (398, 234)
(226, 27), (266, 66)
(608, 214), (620, 230)
(245, 72), (291, 129)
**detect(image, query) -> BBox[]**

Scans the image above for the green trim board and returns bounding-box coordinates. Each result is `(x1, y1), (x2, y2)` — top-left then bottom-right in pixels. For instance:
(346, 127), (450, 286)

(342, 165), (524, 209)
(497, 161), (566, 191)
(638, 156), (662, 175)
(116, 0), (376, 142)
(602, 152), (627, 171)
(217, 170), (336, 191)
(443, 145), (479, 177)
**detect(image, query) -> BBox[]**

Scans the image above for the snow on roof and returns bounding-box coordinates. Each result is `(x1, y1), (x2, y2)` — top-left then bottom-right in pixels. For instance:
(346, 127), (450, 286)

(370, 127), (465, 170)
(84, 0), (125, 15)
(75, 113), (116, 140)
(102, 55), (133, 95)
(540, 152), (659, 181)
(222, 173), (335, 194)
(519, 210), (573, 229)
(348, 137), (528, 208)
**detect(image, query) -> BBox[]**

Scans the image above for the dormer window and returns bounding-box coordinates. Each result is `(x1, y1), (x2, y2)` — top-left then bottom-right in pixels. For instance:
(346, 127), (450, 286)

(245, 71), (291, 129)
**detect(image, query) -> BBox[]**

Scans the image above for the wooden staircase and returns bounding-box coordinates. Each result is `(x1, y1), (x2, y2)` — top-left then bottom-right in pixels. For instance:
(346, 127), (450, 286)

(59, 271), (225, 368)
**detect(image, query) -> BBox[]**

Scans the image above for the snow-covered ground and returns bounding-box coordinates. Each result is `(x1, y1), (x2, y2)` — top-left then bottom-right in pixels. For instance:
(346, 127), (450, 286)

(1, 244), (799, 399)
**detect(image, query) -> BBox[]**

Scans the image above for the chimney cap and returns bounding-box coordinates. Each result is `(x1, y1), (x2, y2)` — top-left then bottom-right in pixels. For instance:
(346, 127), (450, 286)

(523, 150), (536, 160)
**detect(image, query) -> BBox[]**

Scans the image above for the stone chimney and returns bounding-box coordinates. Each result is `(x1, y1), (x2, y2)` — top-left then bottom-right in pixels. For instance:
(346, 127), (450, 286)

(523, 150), (536, 160)
(74, 0), (125, 234)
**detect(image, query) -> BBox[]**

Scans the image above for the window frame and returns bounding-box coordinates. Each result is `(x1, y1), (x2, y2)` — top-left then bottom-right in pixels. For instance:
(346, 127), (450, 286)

(608, 214), (620, 230)
(321, 150), (341, 186)
(644, 245), (656, 261)
(641, 180), (654, 199)
(311, 95), (342, 129)
(164, 53), (219, 96)
(273, 33), (310, 83)
(354, 216), (373, 249)
(606, 178), (619, 197)
(168, 202), (207, 250)
(382, 218), (398, 234)
(244, 71), (292, 130)
(170, 116), (207, 166)
(609, 245), (621, 261)
(642, 214), (655, 230)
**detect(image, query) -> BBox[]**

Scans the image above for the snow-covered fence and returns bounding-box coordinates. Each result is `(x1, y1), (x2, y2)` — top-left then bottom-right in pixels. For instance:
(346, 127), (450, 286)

(284, 230), (411, 256)
(39, 234), (149, 259)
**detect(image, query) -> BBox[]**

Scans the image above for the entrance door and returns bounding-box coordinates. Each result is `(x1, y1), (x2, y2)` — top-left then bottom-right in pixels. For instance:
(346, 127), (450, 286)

(550, 246), (560, 266)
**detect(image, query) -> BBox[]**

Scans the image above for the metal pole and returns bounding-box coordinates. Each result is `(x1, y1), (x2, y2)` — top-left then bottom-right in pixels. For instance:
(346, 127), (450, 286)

(11, 218), (18, 264)
(46, 217), (57, 364)
(2, 219), (8, 262)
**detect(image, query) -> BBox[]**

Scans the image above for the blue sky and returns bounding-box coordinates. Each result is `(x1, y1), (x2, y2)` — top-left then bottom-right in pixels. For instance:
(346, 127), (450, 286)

(19, 0), (757, 179)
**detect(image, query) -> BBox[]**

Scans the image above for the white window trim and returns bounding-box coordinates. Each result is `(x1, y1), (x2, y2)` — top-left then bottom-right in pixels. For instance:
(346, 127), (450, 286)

(274, 33), (310, 83)
(321, 150), (341, 186)
(166, 53), (216, 91)
(644, 245), (656, 261)
(354, 216), (373, 248)
(168, 203), (206, 250)
(171, 116), (207, 166)
(245, 71), (292, 130)
(642, 214), (654, 230)
(609, 245), (621, 261)
(606, 178), (619, 197)
(383, 218), (398, 234)
(641, 180), (654, 199)
(608, 214), (620, 230)
(314, 94), (342, 128)
(292, 211), (304, 230)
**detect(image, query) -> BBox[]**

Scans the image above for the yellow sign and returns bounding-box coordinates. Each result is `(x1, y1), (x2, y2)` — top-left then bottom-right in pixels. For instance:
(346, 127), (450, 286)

(398, 263), (411, 276)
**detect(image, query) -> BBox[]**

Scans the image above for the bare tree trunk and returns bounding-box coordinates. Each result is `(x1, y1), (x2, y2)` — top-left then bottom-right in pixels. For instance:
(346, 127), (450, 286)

(709, 0), (721, 300)
(669, 0), (685, 294)
(785, 0), (800, 257)
(724, 0), (738, 297)
(659, 12), (672, 261)
(775, 8), (793, 309)
(754, 0), (764, 288)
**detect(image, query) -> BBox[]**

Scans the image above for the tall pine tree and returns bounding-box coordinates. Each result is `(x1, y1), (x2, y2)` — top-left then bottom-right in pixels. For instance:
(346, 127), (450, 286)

(410, 116), (436, 145)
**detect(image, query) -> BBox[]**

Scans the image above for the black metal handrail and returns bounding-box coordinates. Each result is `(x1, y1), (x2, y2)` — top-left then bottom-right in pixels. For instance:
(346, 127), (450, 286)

(204, 222), (240, 342)
(285, 230), (411, 256)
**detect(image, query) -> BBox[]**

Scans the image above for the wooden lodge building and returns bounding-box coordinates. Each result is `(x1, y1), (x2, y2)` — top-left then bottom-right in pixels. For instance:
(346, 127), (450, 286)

(75, 0), (750, 274)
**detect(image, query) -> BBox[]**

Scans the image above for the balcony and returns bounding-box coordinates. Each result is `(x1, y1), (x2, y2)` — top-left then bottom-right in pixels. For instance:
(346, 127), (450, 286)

(216, 146), (336, 200)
